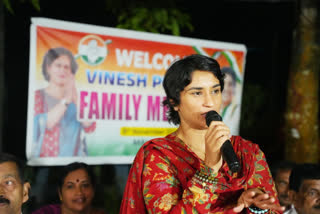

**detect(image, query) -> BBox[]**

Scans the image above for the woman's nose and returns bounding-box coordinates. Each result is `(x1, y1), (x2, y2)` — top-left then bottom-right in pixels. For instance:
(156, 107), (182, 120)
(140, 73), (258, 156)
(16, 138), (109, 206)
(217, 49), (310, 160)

(75, 186), (84, 195)
(203, 93), (214, 107)
(63, 67), (69, 73)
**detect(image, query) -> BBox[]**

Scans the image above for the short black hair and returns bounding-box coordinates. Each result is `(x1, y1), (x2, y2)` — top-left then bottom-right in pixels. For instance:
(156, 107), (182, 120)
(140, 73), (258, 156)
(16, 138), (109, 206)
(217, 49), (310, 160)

(162, 54), (225, 125)
(42, 47), (78, 81)
(57, 162), (96, 192)
(270, 160), (296, 179)
(289, 163), (320, 192)
(221, 66), (236, 85)
(0, 152), (25, 182)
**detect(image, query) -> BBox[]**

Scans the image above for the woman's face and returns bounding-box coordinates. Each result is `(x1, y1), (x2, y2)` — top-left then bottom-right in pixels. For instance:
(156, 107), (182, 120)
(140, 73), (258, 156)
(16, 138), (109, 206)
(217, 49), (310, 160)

(222, 73), (235, 107)
(175, 70), (222, 129)
(47, 55), (72, 85)
(59, 169), (94, 213)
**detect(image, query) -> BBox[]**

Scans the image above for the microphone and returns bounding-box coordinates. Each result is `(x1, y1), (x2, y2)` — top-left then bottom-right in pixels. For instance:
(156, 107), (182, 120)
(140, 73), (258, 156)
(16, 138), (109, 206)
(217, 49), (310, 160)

(205, 110), (241, 173)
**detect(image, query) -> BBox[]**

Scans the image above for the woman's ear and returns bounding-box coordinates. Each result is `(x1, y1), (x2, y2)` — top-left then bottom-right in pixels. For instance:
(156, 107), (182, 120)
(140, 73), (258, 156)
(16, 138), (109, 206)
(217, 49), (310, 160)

(170, 99), (179, 111)
(58, 188), (62, 201)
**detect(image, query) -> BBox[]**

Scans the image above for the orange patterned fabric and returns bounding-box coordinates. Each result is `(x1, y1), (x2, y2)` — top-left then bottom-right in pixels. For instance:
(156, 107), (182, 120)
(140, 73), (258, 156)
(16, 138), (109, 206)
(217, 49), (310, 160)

(120, 133), (281, 214)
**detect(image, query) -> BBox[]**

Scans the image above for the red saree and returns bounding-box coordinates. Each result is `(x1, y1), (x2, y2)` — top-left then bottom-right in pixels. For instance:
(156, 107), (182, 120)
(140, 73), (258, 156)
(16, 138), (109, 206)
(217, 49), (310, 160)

(120, 133), (281, 214)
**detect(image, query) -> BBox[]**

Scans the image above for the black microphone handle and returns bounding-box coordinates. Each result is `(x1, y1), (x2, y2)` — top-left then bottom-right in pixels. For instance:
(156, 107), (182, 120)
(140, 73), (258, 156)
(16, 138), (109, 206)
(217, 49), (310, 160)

(205, 110), (241, 173)
(221, 140), (241, 173)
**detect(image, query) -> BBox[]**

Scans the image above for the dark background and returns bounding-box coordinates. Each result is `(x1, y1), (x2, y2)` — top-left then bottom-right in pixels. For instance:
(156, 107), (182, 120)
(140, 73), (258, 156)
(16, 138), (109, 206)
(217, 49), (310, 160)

(3, 0), (295, 162)
(2, 0), (296, 212)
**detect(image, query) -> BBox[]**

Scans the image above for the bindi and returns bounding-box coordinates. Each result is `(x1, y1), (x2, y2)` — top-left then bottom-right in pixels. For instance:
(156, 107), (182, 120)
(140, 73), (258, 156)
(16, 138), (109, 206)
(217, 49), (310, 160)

(76, 179), (79, 183)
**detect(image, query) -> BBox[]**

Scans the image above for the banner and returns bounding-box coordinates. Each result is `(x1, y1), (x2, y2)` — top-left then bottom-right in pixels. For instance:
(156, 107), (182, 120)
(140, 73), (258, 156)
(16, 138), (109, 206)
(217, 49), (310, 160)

(26, 18), (247, 165)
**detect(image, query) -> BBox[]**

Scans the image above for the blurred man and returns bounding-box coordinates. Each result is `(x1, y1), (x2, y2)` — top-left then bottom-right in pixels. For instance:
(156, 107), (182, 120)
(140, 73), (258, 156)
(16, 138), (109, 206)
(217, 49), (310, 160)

(271, 161), (296, 213)
(0, 153), (30, 214)
(288, 163), (320, 214)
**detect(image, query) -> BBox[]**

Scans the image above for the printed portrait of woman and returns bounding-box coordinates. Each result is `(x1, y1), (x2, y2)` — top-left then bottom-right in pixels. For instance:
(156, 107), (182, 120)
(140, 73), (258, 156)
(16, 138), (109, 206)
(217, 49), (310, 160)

(33, 47), (96, 157)
(220, 66), (240, 135)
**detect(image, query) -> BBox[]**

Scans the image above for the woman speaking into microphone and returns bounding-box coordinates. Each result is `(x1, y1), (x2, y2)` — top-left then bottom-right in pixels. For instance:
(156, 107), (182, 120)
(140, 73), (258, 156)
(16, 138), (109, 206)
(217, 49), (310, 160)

(120, 54), (284, 214)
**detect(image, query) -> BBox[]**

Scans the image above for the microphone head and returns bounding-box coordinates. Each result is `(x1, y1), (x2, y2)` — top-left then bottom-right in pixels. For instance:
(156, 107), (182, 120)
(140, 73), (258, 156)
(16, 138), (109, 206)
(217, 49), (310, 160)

(205, 110), (222, 126)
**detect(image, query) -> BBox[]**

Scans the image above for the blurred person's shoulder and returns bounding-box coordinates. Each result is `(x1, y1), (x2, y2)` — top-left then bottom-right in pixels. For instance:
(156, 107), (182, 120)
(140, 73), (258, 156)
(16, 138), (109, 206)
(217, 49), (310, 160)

(91, 207), (108, 214)
(31, 204), (60, 214)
